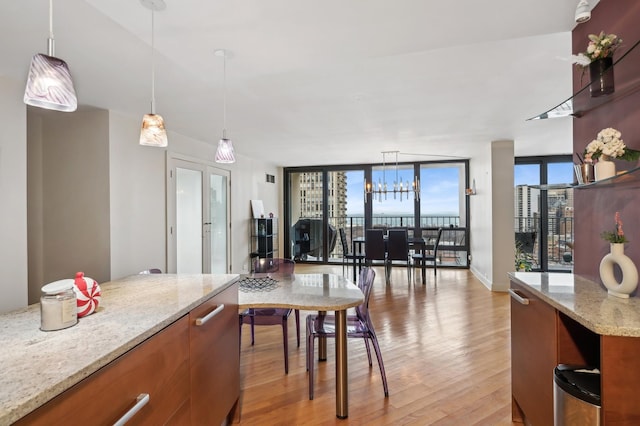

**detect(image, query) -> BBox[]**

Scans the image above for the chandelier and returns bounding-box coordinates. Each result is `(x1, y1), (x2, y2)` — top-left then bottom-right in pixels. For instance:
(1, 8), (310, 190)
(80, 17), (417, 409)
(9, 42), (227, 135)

(365, 151), (420, 202)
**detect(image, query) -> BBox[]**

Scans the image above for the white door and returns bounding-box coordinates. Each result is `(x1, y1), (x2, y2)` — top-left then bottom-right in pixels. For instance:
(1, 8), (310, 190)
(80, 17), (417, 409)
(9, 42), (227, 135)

(167, 156), (231, 273)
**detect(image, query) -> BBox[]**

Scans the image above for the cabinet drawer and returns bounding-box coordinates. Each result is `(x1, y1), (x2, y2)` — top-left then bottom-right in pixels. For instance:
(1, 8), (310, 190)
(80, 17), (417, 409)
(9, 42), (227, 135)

(17, 316), (190, 426)
(510, 282), (557, 426)
(190, 283), (240, 424)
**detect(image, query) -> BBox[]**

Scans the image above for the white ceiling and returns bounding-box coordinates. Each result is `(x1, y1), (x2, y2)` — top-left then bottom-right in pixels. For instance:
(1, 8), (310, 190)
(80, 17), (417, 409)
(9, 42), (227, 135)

(1, 0), (594, 166)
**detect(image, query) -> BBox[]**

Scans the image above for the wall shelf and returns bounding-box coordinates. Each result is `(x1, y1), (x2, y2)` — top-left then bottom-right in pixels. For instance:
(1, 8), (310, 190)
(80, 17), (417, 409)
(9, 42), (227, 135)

(527, 38), (640, 121)
(528, 164), (640, 190)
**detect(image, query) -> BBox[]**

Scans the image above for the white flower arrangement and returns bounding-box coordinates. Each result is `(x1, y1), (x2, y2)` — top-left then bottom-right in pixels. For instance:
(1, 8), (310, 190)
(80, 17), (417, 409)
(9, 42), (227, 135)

(572, 31), (623, 67)
(584, 128), (640, 162)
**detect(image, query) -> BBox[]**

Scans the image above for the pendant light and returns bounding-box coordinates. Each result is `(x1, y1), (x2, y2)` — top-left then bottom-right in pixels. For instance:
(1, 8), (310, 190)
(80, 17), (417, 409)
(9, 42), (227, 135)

(23, 0), (77, 112)
(214, 49), (236, 163)
(139, 0), (168, 147)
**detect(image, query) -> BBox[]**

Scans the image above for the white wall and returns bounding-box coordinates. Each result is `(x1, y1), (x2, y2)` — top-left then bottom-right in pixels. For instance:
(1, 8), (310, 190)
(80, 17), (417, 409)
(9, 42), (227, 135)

(469, 144), (493, 287)
(490, 141), (515, 292)
(108, 112), (166, 279)
(0, 77), (28, 313)
(469, 140), (515, 292)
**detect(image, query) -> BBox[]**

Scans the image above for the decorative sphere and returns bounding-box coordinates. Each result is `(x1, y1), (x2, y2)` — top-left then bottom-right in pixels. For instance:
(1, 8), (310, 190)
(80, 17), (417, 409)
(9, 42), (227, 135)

(73, 272), (102, 317)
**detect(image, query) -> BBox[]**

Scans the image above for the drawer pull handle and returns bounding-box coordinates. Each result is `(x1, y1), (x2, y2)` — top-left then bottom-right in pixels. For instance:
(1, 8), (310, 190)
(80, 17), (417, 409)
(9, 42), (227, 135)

(195, 304), (225, 326)
(113, 393), (149, 426)
(508, 289), (530, 305)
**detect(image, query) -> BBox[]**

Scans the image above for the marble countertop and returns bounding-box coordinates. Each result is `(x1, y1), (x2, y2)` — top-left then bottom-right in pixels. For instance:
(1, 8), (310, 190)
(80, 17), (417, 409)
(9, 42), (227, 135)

(0, 273), (238, 425)
(238, 273), (364, 310)
(509, 272), (640, 337)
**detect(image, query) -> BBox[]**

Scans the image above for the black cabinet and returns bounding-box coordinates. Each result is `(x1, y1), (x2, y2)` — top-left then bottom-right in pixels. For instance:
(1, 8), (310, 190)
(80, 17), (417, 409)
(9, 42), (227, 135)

(250, 218), (278, 271)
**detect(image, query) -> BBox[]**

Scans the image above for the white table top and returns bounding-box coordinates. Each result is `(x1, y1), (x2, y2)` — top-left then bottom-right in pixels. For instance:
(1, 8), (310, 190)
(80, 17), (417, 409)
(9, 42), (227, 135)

(238, 273), (363, 311)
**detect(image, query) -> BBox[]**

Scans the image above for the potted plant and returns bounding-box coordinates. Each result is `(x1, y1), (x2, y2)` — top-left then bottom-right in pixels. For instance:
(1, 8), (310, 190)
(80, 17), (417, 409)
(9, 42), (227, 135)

(572, 31), (623, 96)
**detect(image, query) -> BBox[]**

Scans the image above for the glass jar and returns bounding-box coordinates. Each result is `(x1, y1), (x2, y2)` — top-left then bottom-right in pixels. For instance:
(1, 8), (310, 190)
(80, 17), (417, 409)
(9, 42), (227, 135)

(40, 279), (78, 331)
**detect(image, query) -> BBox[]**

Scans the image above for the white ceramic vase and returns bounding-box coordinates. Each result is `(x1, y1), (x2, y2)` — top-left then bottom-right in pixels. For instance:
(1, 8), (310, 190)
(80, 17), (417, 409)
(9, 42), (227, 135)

(600, 243), (639, 298)
(594, 156), (616, 181)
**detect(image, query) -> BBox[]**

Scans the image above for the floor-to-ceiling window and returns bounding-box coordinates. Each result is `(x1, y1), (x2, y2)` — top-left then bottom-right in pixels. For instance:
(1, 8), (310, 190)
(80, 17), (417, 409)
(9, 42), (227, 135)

(514, 156), (573, 272)
(285, 160), (469, 268)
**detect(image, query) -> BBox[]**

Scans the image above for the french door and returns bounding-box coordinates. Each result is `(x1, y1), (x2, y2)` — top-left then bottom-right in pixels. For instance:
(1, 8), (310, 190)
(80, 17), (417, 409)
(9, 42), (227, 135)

(167, 156), (231, 273)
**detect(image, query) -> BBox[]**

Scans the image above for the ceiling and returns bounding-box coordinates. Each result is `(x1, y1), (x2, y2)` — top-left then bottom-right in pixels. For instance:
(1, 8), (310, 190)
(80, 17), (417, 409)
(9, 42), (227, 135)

(1, 0), (595, 166)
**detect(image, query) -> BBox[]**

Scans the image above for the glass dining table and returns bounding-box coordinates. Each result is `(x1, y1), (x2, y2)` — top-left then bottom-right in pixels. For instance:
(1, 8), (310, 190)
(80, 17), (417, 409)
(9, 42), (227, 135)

(237, 273), (364, 419)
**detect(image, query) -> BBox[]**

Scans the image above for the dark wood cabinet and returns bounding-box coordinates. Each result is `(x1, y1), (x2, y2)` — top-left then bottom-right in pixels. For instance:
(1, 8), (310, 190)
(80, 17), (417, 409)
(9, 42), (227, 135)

(189, 282), (240, 424)
(16, 283), (241, 425)
(510, 281), (557, 425)
(16, 317), (191, 426)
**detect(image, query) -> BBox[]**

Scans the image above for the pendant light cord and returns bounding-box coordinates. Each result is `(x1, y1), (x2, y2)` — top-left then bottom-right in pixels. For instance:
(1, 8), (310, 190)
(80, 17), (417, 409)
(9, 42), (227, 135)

(223, 51), (227, 139)
(47, 0), (55, 56)
(150, 8), (156, 114)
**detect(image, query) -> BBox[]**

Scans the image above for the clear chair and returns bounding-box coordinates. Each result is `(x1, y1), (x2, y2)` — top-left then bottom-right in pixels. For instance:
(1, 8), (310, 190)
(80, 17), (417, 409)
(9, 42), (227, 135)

(239, 258), (299, 374)
(386, 228), (411, 284)
(139, 268), (162, 274)
(339, 227), (364, 280)
(412, 227), (444, 280)
(305, 267), (389, 400)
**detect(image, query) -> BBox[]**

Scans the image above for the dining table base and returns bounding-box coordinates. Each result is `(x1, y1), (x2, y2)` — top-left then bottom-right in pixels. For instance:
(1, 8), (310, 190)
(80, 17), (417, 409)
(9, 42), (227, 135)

(335, 310), (348, 418)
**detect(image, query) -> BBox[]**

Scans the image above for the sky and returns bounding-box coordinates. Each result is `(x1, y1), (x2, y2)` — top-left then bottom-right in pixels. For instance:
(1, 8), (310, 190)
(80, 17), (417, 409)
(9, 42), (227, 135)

(346, 166), (462, 216)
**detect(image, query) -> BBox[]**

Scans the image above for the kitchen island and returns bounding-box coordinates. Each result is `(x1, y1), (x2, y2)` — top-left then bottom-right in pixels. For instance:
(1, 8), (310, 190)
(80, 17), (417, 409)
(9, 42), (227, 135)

(0, 273), (239, 425)
(509, 272), (640, 425)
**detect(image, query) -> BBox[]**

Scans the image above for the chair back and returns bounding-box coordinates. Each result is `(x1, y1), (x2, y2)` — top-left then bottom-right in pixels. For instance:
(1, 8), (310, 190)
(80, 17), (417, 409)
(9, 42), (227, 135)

(365, 229), (386, 262)
(339, 227), (349, 255)
(254, 258), (295, 274)
(432, 228), (444, 257)
(139, 268), (162, 274)
(386, 228), (408, 261)
(355, 267), (376, 321)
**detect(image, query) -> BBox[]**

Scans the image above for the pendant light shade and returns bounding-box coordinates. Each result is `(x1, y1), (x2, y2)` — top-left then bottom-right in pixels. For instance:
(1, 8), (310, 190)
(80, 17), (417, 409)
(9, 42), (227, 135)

(139, 0), (168, 147)
(24, 0), (77, 112)
(140, 113), (168, 147)
(215, 138), (235, 163)
(214, 49), (236, 163)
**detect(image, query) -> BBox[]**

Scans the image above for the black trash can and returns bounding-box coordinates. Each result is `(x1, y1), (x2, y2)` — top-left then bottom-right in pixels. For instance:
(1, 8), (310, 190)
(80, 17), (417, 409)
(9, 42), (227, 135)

(553, 364), (601, 425)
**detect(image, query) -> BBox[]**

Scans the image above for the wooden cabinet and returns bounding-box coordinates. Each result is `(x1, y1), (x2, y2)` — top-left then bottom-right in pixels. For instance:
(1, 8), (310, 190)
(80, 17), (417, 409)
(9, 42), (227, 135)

(189, 282), (240, 424)
(16, 316), (191, 426)
(509, 281), (557, 426)
(16, 283), (241, 425)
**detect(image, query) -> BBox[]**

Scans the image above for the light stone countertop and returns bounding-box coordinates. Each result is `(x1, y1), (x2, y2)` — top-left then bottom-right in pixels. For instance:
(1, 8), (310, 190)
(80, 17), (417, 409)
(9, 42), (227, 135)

(238, 273), (364, 311)
(509, 272), (640, 337)
(0, 273), (238, 425)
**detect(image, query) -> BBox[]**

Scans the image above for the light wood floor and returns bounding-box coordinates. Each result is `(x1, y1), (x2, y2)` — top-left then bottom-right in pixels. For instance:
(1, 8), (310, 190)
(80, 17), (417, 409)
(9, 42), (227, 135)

(237, 264), (516, 425)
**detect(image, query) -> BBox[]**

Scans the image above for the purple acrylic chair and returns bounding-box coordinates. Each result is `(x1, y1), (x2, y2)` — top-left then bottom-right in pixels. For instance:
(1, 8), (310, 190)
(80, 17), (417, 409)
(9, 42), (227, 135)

(305, 267), (389, 400)
(239, 258), (299, 374)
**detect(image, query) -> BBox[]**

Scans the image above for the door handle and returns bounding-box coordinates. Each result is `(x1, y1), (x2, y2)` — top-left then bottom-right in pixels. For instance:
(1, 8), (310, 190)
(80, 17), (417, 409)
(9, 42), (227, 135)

(195, 304), (225, 326)
(508, 288), (530, 305)
(113, 393), (149, 426)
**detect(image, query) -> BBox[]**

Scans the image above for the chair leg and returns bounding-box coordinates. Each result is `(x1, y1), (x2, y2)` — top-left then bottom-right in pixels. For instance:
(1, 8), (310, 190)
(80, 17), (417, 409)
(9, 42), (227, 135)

(250, 316), (255, 345)
(369, 330), (389, 397)
(307, 318), (315, 400)
(282, 320), (289, 374)
(295, 309), (300, 347)
(363, 336), (372, 366)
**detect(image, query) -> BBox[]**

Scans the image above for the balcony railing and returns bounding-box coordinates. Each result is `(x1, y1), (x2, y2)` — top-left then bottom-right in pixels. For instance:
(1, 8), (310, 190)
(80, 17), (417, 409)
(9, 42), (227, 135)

(292, 215), (468, 267)
(514, 216), (574, 270)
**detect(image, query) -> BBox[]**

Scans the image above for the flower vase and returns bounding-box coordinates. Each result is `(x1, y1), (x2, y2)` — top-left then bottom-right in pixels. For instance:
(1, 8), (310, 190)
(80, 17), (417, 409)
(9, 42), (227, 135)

(600, 243), (638, 298)
(594, 155), (616, 181)
(589, 57), (615, 97)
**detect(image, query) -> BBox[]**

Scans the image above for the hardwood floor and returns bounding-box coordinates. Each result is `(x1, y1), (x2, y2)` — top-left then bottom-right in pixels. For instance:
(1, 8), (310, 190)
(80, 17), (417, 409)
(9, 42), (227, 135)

(237, 264), (516, 425)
